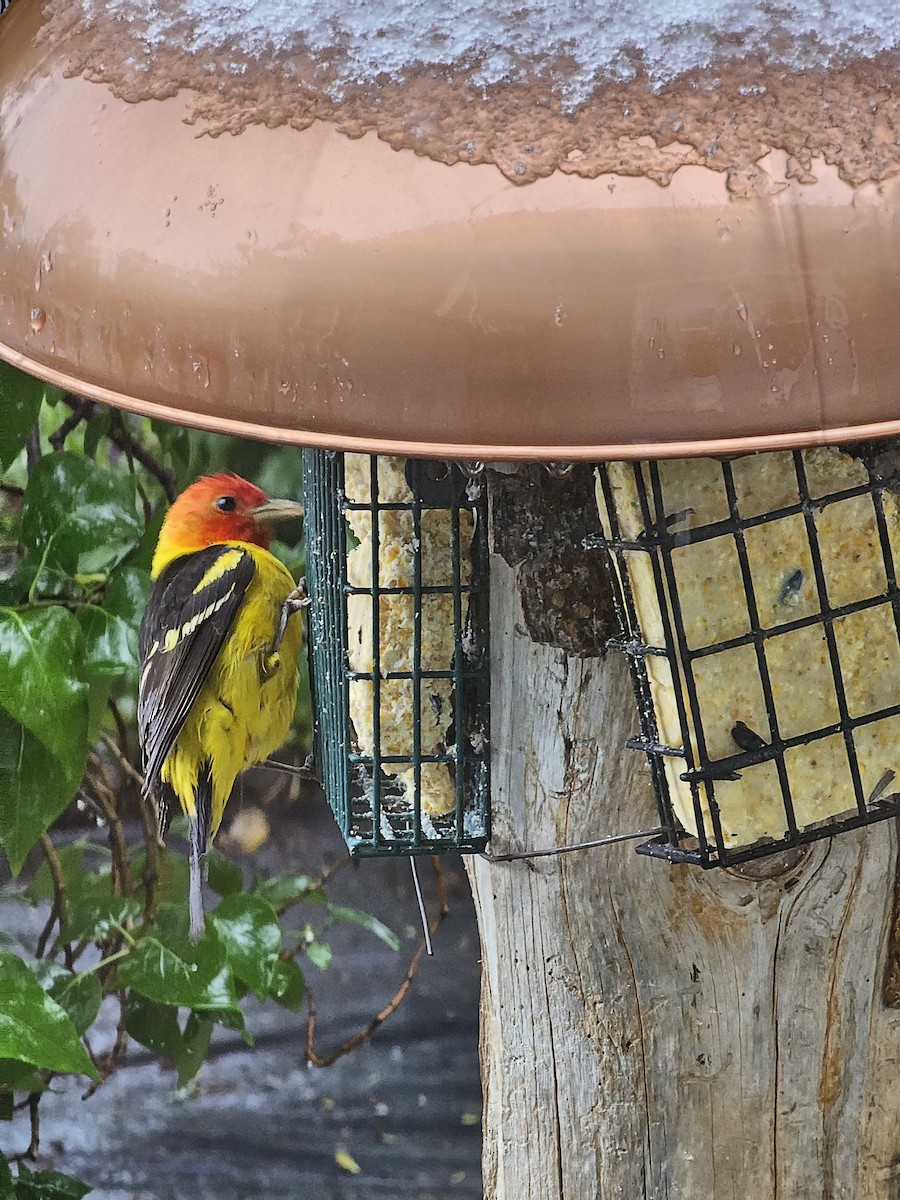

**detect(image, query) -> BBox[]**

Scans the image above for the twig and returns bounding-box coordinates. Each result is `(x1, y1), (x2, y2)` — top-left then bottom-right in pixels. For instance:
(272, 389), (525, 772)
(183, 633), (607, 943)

(38, 833), (72, 969)
(107, 411), (177, 502)
(8, 1092), (42, 1161)
(49, 399), (93, 451)
(106, 697), (131, 765)
(314, 853), (352, 892)
(82, 992), (128, 1100)
(305, 859), (448, 1067)
(0, 481), (24, 498)
(86, 753), (130, 897)
(101, 731), (143, 791)
(25, 428), (40, 473)
(26, 1091), (40, 1159)
(100, 733), (159, 922)
(34, 906), (58, 962)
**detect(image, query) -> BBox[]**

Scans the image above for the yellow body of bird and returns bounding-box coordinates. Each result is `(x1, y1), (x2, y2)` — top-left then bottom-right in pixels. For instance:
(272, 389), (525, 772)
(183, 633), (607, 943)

(138, 473), (306, 937)
(158, 541), (302, 839)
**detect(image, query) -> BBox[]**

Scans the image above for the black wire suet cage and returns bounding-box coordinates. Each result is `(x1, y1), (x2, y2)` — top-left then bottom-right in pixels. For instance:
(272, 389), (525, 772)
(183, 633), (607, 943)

(594, 443), (900, 868)
(301, 450), (490, 856)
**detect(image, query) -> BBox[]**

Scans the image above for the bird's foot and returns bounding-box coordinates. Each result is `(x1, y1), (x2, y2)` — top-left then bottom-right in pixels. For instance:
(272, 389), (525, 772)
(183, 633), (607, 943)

(284, 576), (312, 617)
(263, 578), (312, 677)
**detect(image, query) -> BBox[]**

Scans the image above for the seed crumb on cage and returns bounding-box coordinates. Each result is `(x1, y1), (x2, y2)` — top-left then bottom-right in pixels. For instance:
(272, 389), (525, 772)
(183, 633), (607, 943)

(595, 443), (900, 866)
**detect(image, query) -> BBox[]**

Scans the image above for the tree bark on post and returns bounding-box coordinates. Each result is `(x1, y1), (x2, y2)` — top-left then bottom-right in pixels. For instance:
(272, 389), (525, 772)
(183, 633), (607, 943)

(465, 467), (900, 1199)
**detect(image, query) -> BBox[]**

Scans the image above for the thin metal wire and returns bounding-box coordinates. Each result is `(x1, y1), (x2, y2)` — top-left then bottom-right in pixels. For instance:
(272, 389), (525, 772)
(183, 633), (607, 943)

(481, 827), (667, 862)
(409, 858), (433, 956)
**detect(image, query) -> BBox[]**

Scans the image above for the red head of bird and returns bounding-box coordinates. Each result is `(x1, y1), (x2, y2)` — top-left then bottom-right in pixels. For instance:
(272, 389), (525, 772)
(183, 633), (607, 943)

(152, 473), (303, 577)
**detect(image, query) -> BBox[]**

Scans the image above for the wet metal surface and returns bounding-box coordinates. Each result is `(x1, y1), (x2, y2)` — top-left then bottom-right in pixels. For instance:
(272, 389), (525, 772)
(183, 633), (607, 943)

(0, 790), (483, 1199)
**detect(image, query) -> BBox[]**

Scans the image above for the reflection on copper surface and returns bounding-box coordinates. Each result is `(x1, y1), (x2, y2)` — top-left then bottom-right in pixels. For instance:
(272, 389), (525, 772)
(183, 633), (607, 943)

(2, 0), (900, 457)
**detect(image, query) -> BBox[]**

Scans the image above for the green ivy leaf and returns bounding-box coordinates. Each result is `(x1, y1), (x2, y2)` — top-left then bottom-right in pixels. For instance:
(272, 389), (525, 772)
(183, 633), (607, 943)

(0, 1059), (46, 1095)
(0, 953), (98, 1080)
(269, 957), (305, 1011)
(209, 1006), (250, 1040)
(44, 973), (102, 1037)
(124, 993), (220, 1085)
(251, 873), (317, 914)
(305, 940), (332, 972)
(20, 452), (141, 579)
(115, 930), (239, 1014)
(77, 608), (135, 678)
(0, 606), (90, 872)
(14, 1163), (92, 1199)
(126, 508), (164, 574)
(307, 894), (401, 951)
(209, 894), (281, 1000)
(0, 1154), (13, 1199)
(0, 607), (88, 775)
(130, 850), (189, 910)
(123, 994), (181, 1057)
(81, 406), (111, 461)
(102, 566), (149, 628)
(149, 421), (192, 485)
(174, 1013), (213, 1088)
(0, 363), (42, 472)
(29, 864), (138, 973)
(0, 712), (79, 877)
(37, 865), (141, 945)
(26, 844), (89, 904)
(205, 852), (242, 898)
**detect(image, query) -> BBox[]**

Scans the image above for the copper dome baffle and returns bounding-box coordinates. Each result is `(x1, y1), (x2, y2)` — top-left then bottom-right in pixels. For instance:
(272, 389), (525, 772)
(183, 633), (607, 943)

(3, 0), (900, 460)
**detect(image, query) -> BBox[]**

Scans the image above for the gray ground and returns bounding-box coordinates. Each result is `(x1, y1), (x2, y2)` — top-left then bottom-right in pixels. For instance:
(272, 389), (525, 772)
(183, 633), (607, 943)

(0, 788), (484, 1199)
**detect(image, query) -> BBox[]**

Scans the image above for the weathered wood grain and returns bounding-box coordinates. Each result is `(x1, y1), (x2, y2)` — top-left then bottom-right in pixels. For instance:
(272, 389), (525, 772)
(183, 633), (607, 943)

(467, 551), (900, 1199)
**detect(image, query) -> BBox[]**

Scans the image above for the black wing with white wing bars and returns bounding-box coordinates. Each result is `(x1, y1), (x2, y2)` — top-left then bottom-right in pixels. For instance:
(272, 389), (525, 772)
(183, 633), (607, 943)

(138, 545), (256, 806)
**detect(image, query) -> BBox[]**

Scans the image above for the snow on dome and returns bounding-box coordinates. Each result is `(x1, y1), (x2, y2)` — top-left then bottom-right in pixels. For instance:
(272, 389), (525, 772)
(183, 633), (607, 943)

(32, 0), (900, 189)
(73, 0), (900, 98)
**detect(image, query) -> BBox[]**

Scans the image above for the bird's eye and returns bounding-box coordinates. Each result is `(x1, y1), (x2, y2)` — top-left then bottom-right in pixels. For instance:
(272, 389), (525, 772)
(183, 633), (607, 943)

(216, 495), (238, 513)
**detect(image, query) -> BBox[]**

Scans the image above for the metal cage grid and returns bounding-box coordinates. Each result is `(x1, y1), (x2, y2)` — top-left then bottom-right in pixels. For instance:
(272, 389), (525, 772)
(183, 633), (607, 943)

(595, 446), (900, 868)
(301, 450), (490, 856)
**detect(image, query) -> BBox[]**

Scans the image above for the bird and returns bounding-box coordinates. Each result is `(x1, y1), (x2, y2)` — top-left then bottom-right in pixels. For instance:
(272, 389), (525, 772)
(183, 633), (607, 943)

(138, 472), (308, 938)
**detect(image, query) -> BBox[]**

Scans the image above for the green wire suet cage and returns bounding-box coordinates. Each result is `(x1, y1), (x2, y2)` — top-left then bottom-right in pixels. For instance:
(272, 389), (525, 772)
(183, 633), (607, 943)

(301, 450), (490, 856)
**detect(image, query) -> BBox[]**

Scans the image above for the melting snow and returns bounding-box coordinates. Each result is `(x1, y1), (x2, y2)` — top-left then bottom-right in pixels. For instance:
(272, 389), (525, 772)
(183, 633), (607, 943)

(84, 1), (900, 101)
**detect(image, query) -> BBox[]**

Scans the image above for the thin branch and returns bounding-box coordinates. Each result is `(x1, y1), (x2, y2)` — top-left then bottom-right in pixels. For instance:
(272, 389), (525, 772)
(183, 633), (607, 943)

(82, 992), (128, 1100)
(49, 399), (93, 451)
(305, 859), (449, 1067)
(25, 428), (41, 473)
(107, 411), (177, 502)
(7, 1092), (42, 1161)
(27, 1091), (40, 1159)
(100, 733), (159, 923)
(38, 833), (72, 969)
(34, 905), (59, 962)
(106, 697), (131, 765)
(314, 852), (352, 893)
(86, 753), (130, 897)
(101, 731), (143, 792)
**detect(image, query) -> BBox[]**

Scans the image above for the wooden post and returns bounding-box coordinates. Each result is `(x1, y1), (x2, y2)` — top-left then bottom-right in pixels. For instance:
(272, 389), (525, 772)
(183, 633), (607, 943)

(465, 467), (900, 1199)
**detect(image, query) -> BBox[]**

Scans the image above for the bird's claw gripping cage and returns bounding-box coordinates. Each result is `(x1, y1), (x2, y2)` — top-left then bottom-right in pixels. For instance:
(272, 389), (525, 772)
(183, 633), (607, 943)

(301, 450), (490, 856)
(594, 443), (900, 869)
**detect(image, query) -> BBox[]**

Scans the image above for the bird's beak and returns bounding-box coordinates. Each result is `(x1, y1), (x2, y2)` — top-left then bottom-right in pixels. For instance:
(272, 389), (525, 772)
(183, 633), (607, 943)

(252, 498), (304, 523)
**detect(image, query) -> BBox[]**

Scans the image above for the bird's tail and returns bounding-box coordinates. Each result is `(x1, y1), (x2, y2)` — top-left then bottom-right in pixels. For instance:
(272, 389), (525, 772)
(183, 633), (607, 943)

(187, 765), (214, 942)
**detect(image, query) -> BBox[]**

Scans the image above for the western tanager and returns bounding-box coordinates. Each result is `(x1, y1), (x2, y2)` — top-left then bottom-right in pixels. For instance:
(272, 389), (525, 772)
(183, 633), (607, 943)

(138, 473), (307, 937)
